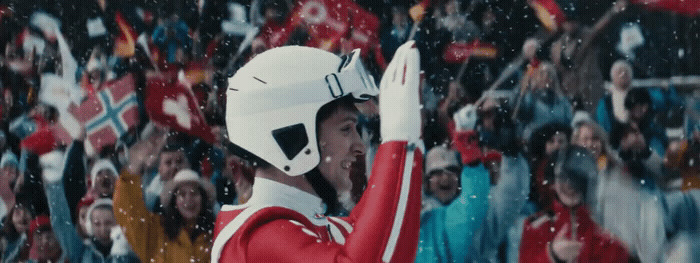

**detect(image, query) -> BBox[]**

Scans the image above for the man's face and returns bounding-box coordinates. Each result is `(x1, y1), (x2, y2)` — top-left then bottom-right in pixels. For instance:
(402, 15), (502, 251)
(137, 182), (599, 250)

(90, 207), (116, 245)
(33, 229), (62, 260)
(175, 182), (203, 222)
(574, 126), (602, 158)
(159, 151), (188, 181)
(427, 167), (460, 204)
(317, 107), (365, 195)
(93, 170), (116, 197)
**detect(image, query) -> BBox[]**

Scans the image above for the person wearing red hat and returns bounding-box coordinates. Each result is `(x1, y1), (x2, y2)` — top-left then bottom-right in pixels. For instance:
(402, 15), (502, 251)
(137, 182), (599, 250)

(211, 41), (423, 262)
(27, 215), (64, 263)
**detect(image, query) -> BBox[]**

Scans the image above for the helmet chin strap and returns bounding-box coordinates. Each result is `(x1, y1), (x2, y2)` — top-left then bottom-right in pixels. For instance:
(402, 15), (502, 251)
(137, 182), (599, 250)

(305, 168), (341, 216)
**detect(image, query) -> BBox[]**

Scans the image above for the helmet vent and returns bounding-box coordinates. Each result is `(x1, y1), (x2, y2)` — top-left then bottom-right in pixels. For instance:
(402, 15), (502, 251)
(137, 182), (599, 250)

(272, 123), (309, 160)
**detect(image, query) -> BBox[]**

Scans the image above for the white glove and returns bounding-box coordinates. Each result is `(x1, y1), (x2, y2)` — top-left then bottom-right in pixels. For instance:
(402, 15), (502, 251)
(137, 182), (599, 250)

(453, 104), (478, 131)
(110, 226), (131, 256)
(39, 150), (65, 183)
(379, 41), (421, 143)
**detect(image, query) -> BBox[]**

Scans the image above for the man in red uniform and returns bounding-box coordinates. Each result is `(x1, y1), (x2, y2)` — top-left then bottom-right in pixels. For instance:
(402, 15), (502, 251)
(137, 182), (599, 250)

(212, 41), (423, 262)
(519, 146), (629, 263)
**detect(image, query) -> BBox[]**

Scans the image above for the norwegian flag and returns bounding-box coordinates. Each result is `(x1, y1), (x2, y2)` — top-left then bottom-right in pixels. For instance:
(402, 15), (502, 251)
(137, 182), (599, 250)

(145, 75), (215, 144)
(70, 74), (139, 155)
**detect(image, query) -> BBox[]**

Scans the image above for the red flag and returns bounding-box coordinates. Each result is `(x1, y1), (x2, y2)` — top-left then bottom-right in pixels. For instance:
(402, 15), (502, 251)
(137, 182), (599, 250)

(345, 2), (380, 54)
(631, 0), (700, 16)
(272, 0), (352, 50)
(70, 74), (139, 155)
(409, 0), (432, 22)
(443, 40), (498, 64)
(114, 11), (137, 57)
(145, 76), (215, 144)
(20, 115), (56, 156)
(530, 0), (566, 32)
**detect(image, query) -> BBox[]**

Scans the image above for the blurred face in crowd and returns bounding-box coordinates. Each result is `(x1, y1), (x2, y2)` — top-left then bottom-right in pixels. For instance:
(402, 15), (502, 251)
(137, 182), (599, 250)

(78, 206), (90, 236)
(427, 167), (460, 204)
(11, 206), (31, 233)
(611, 63), (632, 90)
(317, 107), (365, 195)
(1, 166), (18, 184)
(628, 103), (649, 122)
(554, 179), (582, 207)
(545, 132), (568, 156)
(620, 126), (646, 152)
(534, 64), (556, 90)
(90, 207), (116, 245)
(93, 169), (116, 197)
(33, 229), (61, 260)
(159, 150), (188, 181)
(574, 125), (603, 158)
(175, 182), (203, 223)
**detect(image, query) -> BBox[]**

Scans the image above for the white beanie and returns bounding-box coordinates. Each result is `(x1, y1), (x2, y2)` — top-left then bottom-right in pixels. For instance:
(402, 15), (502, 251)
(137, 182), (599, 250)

(90, 159), (118, 187)
(85, 198), (113, 236)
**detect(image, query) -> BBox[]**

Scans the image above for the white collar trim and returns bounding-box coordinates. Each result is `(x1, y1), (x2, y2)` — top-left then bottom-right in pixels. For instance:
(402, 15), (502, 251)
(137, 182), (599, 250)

(247, 177), (328, 225)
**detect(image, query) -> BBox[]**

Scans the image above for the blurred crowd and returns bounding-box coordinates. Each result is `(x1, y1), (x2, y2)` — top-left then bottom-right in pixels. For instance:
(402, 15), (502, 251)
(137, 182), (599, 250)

(0, 0), (698, 262)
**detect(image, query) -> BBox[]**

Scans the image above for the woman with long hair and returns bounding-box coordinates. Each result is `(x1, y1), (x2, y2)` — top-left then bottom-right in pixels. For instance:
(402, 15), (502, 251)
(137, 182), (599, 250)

(114, 132), (216, 263)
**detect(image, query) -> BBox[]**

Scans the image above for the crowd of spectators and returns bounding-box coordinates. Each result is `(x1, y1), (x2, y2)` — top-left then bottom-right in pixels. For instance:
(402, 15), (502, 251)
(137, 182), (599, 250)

(0, 0), (699, 262)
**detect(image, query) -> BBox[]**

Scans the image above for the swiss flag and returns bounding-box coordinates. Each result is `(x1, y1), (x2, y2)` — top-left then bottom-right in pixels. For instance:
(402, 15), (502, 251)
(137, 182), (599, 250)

(145, 75), (215, 144)
(70, 74), (139, 155)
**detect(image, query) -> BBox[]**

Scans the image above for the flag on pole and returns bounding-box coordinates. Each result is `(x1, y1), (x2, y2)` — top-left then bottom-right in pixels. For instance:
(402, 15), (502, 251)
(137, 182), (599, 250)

(70, 74), (139, 155)
(145, 75), (215, 144)
(114, 11), (138, 57)
(530, 0), (566, 32)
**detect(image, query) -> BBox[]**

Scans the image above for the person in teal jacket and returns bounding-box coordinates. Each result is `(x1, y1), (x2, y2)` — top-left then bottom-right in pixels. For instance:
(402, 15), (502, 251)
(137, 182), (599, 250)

(416, 136), (490, 263)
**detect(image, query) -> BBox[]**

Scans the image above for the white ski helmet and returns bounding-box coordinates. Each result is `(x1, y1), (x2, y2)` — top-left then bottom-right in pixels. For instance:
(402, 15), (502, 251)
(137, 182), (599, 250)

(226, 46), (378, 176)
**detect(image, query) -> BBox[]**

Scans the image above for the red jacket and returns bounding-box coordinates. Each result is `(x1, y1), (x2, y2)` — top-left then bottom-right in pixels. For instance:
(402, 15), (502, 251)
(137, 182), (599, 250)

(211, 141), (423, 262)
(519, 200), (630, 263)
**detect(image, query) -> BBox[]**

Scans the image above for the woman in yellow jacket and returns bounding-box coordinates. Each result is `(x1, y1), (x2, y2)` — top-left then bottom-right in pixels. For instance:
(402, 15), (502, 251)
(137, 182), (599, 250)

(113, 132), (215, 263)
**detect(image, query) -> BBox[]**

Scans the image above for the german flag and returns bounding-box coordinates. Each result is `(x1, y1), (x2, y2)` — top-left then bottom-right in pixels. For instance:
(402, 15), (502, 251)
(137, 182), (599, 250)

(530, 0), (566, 32)
(113, 11), (137, 57)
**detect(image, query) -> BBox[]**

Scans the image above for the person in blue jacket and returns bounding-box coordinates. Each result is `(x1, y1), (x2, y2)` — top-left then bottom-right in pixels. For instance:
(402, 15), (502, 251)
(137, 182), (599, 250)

(416, 132), (490, 263)
(40, 151), (138, 262)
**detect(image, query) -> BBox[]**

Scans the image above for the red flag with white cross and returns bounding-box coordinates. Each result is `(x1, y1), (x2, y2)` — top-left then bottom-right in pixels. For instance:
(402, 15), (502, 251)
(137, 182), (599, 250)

(144, 75), (215, 144)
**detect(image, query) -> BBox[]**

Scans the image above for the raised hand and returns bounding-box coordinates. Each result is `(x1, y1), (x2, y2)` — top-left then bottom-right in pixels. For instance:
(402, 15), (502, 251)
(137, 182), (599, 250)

(550, 224), (583, 262)
(379, 41), (421, 143)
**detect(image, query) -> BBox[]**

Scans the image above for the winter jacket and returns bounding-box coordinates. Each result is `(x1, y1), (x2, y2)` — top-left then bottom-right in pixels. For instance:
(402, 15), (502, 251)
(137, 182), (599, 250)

(114, 171), (211, 263)
(596, 168), (666, 263)
(519, 200), (629, 263)
(1, 233), (27, 263)
(416, 163), (490, 263)
(519, 90), (572, 140)
(471, 154), (530, 262)
(44, 180), (139, 263)
(211, 141), (423, 262)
